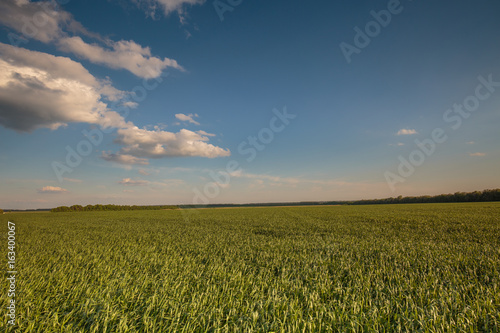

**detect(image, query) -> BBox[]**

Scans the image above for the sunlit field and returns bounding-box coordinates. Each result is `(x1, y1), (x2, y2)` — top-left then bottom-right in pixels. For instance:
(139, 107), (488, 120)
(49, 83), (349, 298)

(2, 203), (499, 332)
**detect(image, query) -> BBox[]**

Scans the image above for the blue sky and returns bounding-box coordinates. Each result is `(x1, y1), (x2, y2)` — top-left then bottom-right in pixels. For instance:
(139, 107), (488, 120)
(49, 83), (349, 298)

(0, 0), (499, 209)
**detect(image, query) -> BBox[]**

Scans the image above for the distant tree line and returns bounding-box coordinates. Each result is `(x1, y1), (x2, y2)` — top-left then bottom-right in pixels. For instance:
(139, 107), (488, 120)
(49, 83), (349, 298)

(180, 189), (500, 209)
(0, 209), (3, 214)
(348, 189), (500, 205)
(49, 189), (500, 212)
(51, 204), (179, 212)
(3, 208), (51, 212)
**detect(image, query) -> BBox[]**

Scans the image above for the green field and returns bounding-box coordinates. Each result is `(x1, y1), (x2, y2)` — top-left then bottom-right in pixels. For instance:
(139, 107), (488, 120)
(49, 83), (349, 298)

(2, 203), (500, 332)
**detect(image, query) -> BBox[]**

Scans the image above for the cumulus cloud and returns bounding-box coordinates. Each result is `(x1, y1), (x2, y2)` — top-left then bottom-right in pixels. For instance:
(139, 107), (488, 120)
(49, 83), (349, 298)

(0, 0), (182, 78)
(396, 129), (418, 136)
(118, 178), (149, 186)
(469, 152), (486, 157)
(101, 152), (149, 165)
(0, 43), (128, 132)
(0, 2), (230, 161)
(38, 186), (68, 193)
(0, 0), (78, 43)
(114, 126), (230, 158)
(175, 113), (199, 125)
(0, 44), (229, 159)
(58, 37), (183, 79)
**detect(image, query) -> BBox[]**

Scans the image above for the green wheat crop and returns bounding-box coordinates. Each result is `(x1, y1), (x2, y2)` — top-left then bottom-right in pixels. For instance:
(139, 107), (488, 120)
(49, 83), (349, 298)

(1, 203), (499, 332)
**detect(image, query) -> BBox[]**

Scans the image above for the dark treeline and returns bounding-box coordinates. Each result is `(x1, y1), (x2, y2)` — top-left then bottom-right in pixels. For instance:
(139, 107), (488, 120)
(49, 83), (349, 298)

(1, 208), (51, 212)
(36, 189), (500, 212)
(348, 189), (500, 205)
(180, 189), (500, 209)
(51, 204), (179, 213)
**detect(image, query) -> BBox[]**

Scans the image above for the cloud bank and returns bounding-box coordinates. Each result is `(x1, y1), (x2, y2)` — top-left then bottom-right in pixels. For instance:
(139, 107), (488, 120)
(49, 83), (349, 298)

(0, 43), (126, 132)
(0, 1), (229, 163)
(0, 0), (182, 78)
(0, 43), (230, 160)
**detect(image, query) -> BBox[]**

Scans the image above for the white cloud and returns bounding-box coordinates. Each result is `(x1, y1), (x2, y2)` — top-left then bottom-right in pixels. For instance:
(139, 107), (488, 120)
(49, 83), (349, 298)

(469, 152), (486, 157)
(196, 130), (215, 137)
(175, 113), (200, 125)
(0, 0), (72, 43)
(396, 129), (418, 136)
(0, 0), (182, 79)
(0, 3), (229, 161)
(38, 186), (68, 193)
(466, 141), (475, 145)
(101, 152), (150, 165)
(156, 0), (205, 14)
(118, 178), (149, 186)
(115, 126), (230, 158)
(134, 0), (205, 17)
(122, 101), (139, 108)
(0, 44), (229, 159)
(0, 43), (127, 132)
(58, 37), (183, 79)
(119, 177), (183, 190)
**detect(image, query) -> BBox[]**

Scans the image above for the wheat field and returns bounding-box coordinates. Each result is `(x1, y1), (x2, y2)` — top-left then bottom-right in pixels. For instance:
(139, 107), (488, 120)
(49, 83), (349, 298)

(1, 203), (499, 332)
